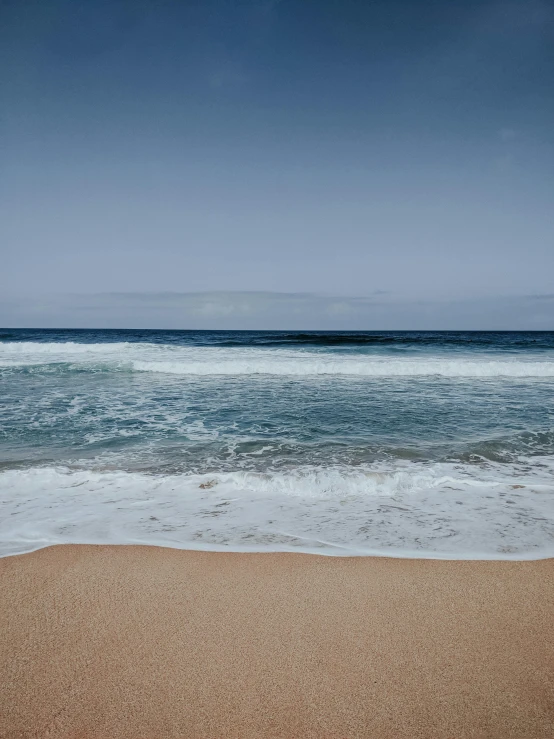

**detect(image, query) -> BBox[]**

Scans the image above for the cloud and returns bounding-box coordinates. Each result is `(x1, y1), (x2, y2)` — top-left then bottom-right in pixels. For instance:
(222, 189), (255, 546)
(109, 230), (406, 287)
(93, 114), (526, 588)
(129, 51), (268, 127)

(499, 127), (516, 142)
(326, 302), (356, 316)
(0, 291), (378, 329)
(1, 291), (554, 330)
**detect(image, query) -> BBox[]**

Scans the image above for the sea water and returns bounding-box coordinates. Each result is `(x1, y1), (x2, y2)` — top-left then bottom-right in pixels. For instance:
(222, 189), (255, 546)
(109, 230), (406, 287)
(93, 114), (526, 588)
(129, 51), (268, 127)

(1, 329), (554, 559)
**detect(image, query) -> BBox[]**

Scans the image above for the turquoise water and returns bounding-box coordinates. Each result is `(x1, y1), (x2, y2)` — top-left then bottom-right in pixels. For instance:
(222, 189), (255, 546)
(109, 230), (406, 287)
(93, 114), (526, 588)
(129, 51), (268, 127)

(1, 329), (554, 558)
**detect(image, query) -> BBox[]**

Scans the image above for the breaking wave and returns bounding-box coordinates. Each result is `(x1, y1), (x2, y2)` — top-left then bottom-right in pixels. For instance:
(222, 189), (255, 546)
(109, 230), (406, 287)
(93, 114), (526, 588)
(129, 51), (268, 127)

(1, 341), (554, 377)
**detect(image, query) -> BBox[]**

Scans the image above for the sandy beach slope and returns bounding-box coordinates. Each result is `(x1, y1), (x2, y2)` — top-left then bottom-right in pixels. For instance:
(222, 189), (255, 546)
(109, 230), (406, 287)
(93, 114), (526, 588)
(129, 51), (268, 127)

(1, 545), (553, 738)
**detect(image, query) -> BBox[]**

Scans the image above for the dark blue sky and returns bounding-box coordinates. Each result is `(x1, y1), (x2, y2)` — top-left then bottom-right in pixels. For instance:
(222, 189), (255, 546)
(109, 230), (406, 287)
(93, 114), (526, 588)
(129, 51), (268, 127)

(1, 0), (553, 328)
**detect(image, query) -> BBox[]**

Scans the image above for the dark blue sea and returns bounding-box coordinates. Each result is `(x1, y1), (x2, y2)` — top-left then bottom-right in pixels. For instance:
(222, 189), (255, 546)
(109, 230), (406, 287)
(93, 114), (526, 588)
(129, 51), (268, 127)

(1, 329), (554, 558)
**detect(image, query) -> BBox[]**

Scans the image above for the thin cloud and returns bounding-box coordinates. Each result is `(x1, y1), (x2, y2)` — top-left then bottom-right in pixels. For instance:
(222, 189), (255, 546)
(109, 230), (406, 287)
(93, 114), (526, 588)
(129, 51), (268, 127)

(499, 127), (516, 142)
(1, 291), (553, 330)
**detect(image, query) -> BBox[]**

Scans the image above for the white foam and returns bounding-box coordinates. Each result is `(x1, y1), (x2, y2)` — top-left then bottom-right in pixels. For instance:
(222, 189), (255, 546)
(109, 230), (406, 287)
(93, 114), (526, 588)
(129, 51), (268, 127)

(130, 357), (554, 377)
(0, 341), (132, 355)
(1, 460), (553, 559)
(1, 341), (554, 377)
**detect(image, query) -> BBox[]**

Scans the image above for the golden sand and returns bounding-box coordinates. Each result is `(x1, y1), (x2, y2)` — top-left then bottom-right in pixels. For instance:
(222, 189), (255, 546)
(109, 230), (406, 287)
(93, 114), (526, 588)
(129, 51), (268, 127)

(1, 545), (553, 738)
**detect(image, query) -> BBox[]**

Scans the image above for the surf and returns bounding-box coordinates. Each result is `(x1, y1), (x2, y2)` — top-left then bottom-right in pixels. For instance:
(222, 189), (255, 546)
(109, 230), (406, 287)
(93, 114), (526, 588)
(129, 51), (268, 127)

(1, 460), (553, 560)
(2, 341), (554, 377)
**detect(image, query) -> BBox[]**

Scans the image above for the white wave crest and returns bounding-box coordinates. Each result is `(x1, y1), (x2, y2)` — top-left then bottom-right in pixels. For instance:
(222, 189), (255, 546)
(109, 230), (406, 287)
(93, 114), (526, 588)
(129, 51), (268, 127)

(130, 358), (554, 377)
(0, 341), (132, 354)
(1, 341), (554, 377)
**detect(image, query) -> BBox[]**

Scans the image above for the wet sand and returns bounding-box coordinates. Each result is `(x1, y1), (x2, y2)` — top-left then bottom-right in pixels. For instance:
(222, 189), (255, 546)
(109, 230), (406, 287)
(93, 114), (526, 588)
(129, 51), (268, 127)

(1, 545), (553, 738)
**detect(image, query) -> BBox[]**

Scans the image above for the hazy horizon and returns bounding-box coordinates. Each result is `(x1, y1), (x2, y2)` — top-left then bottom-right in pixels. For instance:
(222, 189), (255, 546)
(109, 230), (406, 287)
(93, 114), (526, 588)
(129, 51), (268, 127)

(2, 289), (554, 331)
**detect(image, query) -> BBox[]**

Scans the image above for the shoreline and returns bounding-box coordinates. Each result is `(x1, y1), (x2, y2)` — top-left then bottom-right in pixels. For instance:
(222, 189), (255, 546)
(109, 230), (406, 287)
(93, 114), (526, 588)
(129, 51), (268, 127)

(2, 544), (554, 738)
(3, 539), (554, 561)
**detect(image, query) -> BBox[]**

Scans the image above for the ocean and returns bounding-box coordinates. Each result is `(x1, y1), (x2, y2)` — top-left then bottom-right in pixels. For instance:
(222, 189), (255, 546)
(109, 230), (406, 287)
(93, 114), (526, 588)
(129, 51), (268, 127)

(1, 328), (554, 559)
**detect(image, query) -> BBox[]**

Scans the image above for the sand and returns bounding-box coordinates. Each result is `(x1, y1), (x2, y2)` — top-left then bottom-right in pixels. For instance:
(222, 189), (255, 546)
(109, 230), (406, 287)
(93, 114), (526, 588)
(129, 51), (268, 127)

(1, 546), (553, 738)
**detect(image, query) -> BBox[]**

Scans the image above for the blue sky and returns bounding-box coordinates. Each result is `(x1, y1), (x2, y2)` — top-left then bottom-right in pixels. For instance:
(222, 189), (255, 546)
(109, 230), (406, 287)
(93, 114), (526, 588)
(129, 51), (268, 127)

(1, 0), (553, 328)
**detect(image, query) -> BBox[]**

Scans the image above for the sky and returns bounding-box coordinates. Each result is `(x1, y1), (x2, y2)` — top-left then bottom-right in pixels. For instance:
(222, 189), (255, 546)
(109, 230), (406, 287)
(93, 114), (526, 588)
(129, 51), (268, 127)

(1, 0), (553, 329)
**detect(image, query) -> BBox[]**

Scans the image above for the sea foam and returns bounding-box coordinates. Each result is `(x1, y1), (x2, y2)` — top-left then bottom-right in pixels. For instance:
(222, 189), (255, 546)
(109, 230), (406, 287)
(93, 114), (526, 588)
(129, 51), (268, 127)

(1, 341), (554, 377)
(1, 460), (553, 559)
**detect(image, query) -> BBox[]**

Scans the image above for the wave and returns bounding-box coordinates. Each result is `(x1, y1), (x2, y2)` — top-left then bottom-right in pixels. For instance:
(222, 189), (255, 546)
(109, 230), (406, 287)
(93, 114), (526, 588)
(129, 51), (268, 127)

(216, 332), (554, 349)
(1, 460), (553, 559)
(4, 330), (554, 350)
(0, 341), (133, 354)
(130, 358), (554, 377)
(1, 341), (554, 377)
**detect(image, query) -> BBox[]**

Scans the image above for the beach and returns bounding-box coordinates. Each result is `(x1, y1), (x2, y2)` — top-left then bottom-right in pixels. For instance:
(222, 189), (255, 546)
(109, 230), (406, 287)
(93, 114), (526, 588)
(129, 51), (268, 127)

(1, 545), (553, 738)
